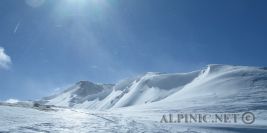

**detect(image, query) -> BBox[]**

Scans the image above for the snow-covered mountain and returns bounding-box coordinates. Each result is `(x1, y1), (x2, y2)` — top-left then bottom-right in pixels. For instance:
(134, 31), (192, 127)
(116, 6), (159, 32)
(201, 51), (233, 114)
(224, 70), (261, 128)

(126, 64), (267, 112)
(42, 71), (200, 109)
(42, 81), (114, 107)
(42, 64), (267, 111)
(2, 64), (267, 132)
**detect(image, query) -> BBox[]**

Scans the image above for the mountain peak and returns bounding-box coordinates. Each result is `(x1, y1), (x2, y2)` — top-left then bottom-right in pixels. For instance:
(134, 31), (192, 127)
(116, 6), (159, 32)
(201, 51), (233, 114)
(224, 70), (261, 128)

(76, 81), (96, 88)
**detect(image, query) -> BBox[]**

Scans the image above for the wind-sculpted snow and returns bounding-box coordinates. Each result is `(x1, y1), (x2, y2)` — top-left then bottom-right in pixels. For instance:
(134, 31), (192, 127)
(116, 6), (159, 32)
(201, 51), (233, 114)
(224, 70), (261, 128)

(153, 64), (267, 110)
(111, 71), (200, 108)
(42, 70), (200, 109)
(43, 64), (267, 112)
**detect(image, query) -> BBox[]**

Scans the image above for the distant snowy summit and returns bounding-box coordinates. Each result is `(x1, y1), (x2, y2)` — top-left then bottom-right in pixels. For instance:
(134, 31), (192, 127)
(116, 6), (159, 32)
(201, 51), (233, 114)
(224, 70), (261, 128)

(40, 64), (267, 111)
(42, 81), (113, 107)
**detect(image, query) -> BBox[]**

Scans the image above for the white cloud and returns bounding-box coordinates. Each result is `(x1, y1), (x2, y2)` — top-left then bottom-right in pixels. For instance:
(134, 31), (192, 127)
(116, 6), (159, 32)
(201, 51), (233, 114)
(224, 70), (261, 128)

(5, 99), (19, 104)
(0, 47), (12, 69)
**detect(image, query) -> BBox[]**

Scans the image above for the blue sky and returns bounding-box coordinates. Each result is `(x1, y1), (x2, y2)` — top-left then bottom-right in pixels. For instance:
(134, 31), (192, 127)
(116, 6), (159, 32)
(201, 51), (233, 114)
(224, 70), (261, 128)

(0, 0), (267, 100)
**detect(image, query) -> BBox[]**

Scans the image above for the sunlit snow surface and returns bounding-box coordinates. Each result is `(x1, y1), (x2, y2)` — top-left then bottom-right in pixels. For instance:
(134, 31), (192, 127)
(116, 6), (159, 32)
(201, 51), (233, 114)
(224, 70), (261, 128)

(0, 106), (134, 133)
(0, 106), (267, 133)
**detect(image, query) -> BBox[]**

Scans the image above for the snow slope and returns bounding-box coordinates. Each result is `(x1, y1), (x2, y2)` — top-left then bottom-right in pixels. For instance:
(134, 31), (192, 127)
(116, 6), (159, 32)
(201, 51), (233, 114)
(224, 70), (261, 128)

(43, 71), (200, 109)
(1, 105), (267, 133)
(42, 81), (113, 107)
(109, 65), (267, 121)
(43, 64), (267, 113)
(143, 64), (267, 111)
(110, 71), (200, 109)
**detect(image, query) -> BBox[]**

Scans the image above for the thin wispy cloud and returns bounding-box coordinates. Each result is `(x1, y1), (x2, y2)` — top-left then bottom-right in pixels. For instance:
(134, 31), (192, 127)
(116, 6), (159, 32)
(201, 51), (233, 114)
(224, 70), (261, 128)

(25, 0), (45, 8)
(13, 21), (20, 34)
(0, 47), (12, 69)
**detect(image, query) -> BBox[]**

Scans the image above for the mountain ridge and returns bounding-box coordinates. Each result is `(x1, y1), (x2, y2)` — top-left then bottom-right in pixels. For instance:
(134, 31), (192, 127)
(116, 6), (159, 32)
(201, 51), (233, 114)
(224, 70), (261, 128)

(40, 64), (267, 111)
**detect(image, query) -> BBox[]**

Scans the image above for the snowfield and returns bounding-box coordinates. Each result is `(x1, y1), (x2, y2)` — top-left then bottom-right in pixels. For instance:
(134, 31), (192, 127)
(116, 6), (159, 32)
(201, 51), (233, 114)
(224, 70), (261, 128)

(1, 64), (267, 132)
(0, 106), (267, 133)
